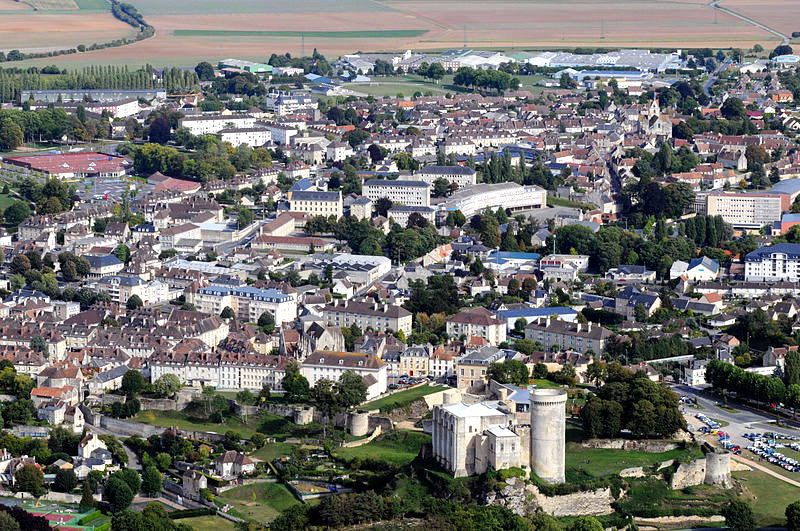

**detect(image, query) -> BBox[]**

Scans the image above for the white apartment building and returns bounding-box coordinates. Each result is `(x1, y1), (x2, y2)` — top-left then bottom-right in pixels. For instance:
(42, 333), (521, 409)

(446, 308), (507, 346)
(301, 351), (388, 400)
(95, 276), (172, 306)
(416, 165), (478, 188)
(440, 182), (547, 218)
(149, 351), (288, 391)
(363, 179), (430, 207)
(524, 318), (612, 354)
(219, 127), (272, 148)
(190, 285), (297, 324)
(326, 142), (354, 162)
(745, 243), (800, 282)
(387, 206), (436, 227)
(289, 190), (343, 218)
(705, 191), (788, 229)
(322, 299), (413, 335)
(178, 114), (258, 136)
(265, 92), (319, 116)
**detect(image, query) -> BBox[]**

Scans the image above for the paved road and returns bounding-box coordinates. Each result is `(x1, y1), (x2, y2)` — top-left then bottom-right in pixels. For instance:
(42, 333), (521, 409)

(703, 58), (732, 99)
(709, 0), (790, 45)
(87, 425), (142, 470)
(675, 385), (798, 449)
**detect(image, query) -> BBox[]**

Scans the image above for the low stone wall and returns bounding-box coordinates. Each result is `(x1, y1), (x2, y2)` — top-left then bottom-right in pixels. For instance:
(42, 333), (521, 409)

(341, 425), (383, 448)
(139, 398), (179, 411)
(99, 416), (164, 438)
(486, 477), (616, 517)
(670, 452), (732, 490)
(581, 439), (679, 453)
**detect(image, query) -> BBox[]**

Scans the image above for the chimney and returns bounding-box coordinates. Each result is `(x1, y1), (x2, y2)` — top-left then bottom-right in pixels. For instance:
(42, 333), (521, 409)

(576, 323), (582, 333)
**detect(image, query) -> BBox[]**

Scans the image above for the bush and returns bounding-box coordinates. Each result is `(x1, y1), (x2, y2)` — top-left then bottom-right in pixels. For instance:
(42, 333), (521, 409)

(167, 508), (215, 520)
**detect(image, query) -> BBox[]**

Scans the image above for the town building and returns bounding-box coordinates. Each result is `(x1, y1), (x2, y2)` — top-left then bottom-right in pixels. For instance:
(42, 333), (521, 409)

(289, 190), (343, 218)
(190, 284), (297, 324)
(745, 243), (800, 282)
(415, 165), (477, 188)
(321, 299), (413, 335)
(439, 183), (546, 218)
(363, 179), (431, 207)
(524, 318), (612, 354)
(300, 351), (387, 399)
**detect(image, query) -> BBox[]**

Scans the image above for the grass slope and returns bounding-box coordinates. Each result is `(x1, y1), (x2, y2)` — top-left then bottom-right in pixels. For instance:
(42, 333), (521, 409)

(134, 409), (260, 438)
(360, 384), (443, 412)
(566, 444), (703, 478)
(735, 470), (800, 527)
(333, 430), (429, 467)
(174, 29), (428, 38)
(218, 482), (299, 523)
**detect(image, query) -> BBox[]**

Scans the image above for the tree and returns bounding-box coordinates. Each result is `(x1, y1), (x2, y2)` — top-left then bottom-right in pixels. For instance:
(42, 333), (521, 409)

(787, 501), (800, 531)
(0, 512), (19, 531)
(105, 476), (134, 512)
(153, 374), (181, 398)
(126, 295), (143, 310)
(237, 206), (254, 227)
(4, 201), (30, 226)
(29, 335), (47, 355)
(787, 351), (800, 387)
(220, 306), (235, 319)
(257, 311), (275, 334)
(375, 197), (393, 217)
(771, 44), (794, 58)
(487, 360), (530, 386)
(567, 517), (604, 531)
(121, 370), (145, 396)
(79, 481), (95, 512)
(14, 464), (44, 497)
(141, 465), (162, 497)
(282, 361), (310, 403)
(337, 371), (367, 409)
(0, 119), (23, 151)
(154, 452), (172, 471)
(194, 61), (215, 81)
(53, 469), (77, 492)
(514, 318), (528, 334)
(721, 97), (746, 120)
(723, 500), (755, 531)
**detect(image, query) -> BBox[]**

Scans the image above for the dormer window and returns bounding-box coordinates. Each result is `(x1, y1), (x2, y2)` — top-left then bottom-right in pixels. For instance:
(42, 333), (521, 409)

(319, 358), (324, 364)
(339, 359), (344, 365)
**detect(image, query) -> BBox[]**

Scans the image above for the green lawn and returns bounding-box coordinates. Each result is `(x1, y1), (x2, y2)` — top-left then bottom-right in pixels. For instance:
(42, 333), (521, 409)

(180, 515), (238, 531)
(735, 470), (800, 527)
(566, 444), (704, 478)
(0, 194), (17, 210)
(360, 384), (444, 412)
(333, 430), (429, 467)
(532, 379), (562, 390)
(174, 29), (428, 38)
(218, 482), (299, 523)
(547, 196), (598, 210)
(134, 409), (261, 438)
(251, 441), (296, 462)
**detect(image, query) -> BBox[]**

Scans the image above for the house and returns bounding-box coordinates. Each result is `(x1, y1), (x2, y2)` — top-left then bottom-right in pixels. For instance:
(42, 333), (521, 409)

(78, 433), (107, 460)
(215, 450), (255, 479)
(455, 346), (507, 392)
(606, 265), (656, 285)
(670, 257), (720, 282)
(182, 470), (207, 501)
(682, 359), (708, 386)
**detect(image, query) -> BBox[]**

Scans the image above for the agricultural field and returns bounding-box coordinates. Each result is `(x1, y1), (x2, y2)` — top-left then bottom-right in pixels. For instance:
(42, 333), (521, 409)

(3, 0), (799, 69)
(0, 0), (136, 53)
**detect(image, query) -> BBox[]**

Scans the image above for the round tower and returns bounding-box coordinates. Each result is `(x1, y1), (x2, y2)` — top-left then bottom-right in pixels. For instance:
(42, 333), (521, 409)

(530, 388), (568, 484)
(348, 411), (370, 437)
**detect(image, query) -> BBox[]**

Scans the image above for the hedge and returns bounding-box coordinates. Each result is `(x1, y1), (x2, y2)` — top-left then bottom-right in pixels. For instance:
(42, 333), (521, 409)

(168, 507), (216, 520)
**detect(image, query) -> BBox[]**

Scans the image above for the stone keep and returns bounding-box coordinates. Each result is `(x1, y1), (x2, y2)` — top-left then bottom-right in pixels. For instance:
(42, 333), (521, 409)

(530, 388), (567, 484)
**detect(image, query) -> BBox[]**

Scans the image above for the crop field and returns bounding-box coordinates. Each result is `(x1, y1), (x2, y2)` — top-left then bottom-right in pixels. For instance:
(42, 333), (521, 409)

(721, 0), (800, 38)
(3, 0), (800, 68)
(0, 0), (136, 53)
